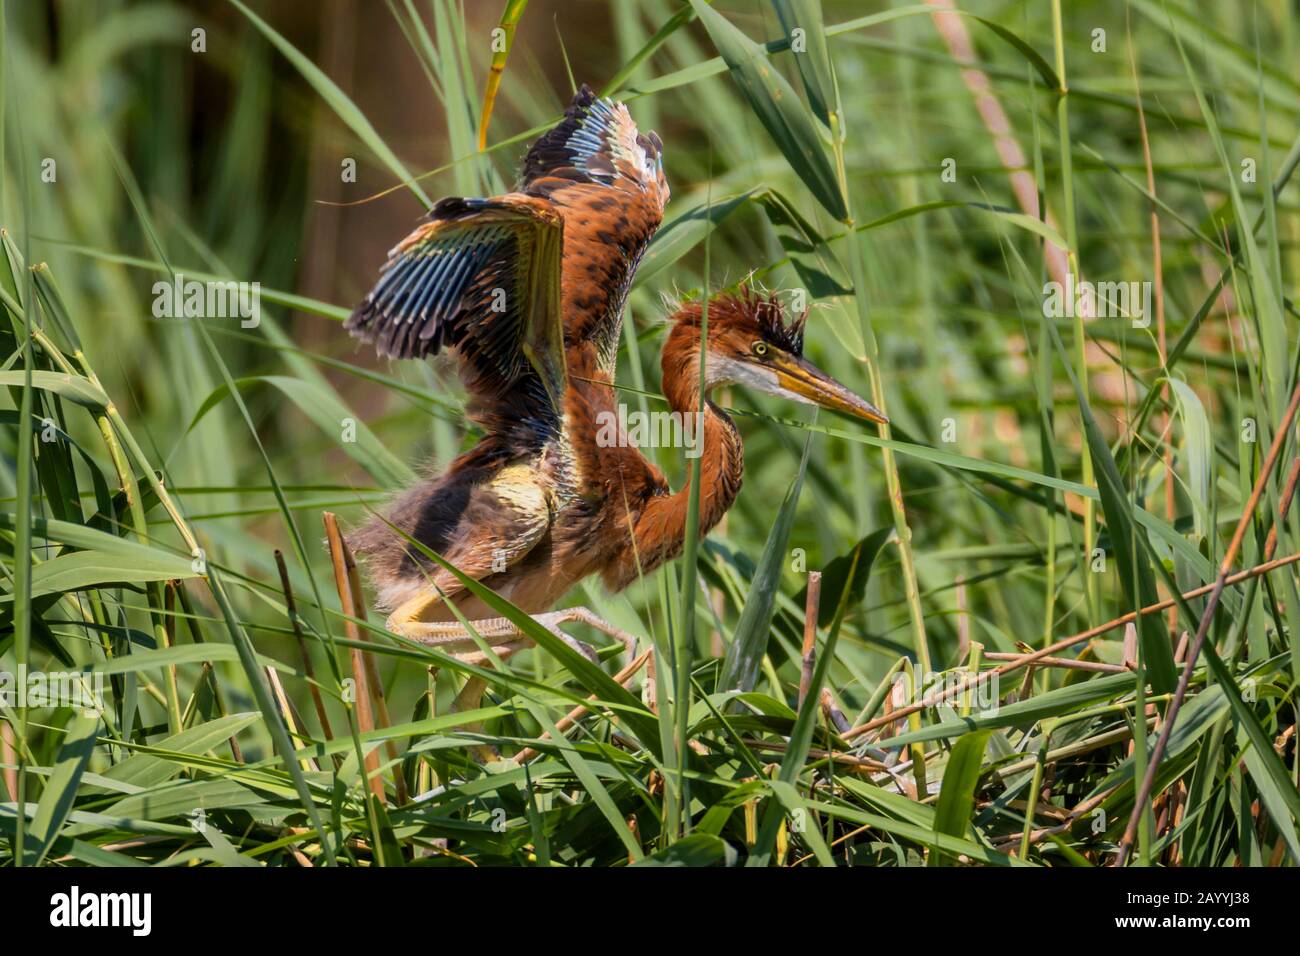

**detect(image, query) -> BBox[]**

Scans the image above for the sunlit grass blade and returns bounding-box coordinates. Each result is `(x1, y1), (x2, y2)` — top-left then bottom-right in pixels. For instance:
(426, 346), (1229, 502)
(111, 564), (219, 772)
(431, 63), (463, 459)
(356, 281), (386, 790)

(477, 0), (529, 150)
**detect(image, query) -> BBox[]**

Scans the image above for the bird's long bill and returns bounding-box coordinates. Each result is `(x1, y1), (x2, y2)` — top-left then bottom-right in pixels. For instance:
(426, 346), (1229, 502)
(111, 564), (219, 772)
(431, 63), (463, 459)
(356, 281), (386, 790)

(771, 354), (889, 425)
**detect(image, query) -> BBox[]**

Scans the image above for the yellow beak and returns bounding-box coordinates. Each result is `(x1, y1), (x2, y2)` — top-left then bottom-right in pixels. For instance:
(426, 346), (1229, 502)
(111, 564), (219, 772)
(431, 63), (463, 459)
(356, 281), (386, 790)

(771, 354), (888, 425)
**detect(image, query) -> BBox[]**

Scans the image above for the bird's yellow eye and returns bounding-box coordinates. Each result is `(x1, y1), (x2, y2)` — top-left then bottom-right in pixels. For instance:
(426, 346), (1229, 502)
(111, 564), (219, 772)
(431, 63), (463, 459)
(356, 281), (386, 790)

(751, 340), (769, 357)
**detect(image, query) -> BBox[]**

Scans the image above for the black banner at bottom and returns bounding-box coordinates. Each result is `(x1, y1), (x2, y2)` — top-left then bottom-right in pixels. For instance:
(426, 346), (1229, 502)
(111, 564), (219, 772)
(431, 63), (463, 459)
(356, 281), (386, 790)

(0, 865), (1281, 942)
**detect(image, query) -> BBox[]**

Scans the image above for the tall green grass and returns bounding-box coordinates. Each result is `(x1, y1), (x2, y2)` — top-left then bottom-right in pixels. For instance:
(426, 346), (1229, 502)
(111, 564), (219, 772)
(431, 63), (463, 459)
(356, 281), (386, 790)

(0, 0), (1297, 866)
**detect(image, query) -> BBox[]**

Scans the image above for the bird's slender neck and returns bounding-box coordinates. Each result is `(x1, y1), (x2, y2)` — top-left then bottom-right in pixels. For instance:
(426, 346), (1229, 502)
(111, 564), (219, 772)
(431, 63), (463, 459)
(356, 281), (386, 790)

(599, 335), (746, 593)
(659, 348), (745, 541)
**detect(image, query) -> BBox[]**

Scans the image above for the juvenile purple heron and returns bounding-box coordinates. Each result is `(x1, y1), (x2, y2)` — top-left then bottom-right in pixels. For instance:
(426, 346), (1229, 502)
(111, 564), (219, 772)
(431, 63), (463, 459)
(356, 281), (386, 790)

(345, 86), (885, 717)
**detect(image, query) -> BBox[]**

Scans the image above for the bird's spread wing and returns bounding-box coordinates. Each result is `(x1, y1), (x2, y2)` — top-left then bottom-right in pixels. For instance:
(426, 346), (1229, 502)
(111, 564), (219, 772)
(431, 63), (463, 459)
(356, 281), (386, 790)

(346, 87), (668, 418)
(520, 86), (669, 373)
(346, 193), (567, 422)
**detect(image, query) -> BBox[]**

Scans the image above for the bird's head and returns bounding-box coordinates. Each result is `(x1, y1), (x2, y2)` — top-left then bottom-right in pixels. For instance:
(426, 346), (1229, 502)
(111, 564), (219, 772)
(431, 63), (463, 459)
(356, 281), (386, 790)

(663, 287), (888, 425)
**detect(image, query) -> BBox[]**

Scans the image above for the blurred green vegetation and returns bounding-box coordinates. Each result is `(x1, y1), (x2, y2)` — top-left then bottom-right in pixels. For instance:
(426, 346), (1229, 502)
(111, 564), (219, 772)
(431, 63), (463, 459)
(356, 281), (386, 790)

(0, 0), (1297, 867)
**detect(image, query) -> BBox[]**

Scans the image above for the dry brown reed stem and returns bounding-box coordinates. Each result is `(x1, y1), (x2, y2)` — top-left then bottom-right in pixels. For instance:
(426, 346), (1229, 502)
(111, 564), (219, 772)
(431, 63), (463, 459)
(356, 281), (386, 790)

(0, 720), (16, 801)
(322, 512), (383, 803)
(1264, 456), (1300, 560)
(340, 538), (408, 805)
(845, 550), (1300, 741)
(514, 648), (653, 764)
(798, 571), (822, 709)
(1276, 724), (1296, 756)
(996, 785), (1120, 854)
(741, 738), (886, 774)
(983, 653), (1126, 674)
(274, 549), (333, 744)
(926, 0), (1069, 285)
(1016, 663), (1037, 701)
(1116, 379), (1300, 865)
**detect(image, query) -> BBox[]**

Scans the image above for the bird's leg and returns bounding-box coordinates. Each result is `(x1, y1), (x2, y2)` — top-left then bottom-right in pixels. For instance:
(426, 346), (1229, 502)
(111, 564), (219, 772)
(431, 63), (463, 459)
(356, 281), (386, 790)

(383, 594), (602, 756)
(389, 601), (639, 674)
(386, 592), (529, 762)
(389, 610), (601, 664)
(384, 593), (642, 761)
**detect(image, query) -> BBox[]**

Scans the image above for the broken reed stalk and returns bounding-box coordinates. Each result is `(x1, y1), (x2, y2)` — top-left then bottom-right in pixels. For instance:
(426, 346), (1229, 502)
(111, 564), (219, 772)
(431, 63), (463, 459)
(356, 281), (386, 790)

(275, 549), (333, 744)
(322, 512), (384, 803)
(1115, 381), (1300, 866)
(798, 571), (822, 710)
(819, 688), (851, 734)
(983, 653), (1126, 674)
(742, 737), (886, 773)
(341, 539), (408, 805)
(844, 549), (1300, 741)
(997, 785), (1120, 854)
(514, 648), (652, 764)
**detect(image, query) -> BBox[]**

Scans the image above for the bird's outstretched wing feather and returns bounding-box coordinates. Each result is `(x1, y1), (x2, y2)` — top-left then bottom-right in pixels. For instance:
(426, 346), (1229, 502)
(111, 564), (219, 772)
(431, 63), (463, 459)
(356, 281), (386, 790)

(347, 87), (668, 414)
(345, 193), (566, 416)
(521, 86), (667, 198)
(520, 86), (669, 373)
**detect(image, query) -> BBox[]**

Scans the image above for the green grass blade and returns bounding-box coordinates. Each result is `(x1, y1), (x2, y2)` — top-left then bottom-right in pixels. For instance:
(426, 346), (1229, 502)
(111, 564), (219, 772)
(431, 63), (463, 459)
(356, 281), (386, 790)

(929, 729), (993, 866)
(26, 712), (99, 866)
(690, 0), (846, 221)
(228, 0), (431, 208)
(717, 431), (812, 695)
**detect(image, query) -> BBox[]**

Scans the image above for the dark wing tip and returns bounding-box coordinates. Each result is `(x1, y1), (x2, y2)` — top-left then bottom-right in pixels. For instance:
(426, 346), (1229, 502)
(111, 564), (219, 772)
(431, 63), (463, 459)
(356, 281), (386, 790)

(519, 82), (662, 193)
(572, 83), (597, 107)
(520, 85), (599, 186)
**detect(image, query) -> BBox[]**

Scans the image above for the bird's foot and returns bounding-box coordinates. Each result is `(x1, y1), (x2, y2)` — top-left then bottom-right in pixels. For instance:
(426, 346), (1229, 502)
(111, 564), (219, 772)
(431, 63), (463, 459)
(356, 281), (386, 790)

(533, 607), (639, 664)
(385, 606), (638, 667)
